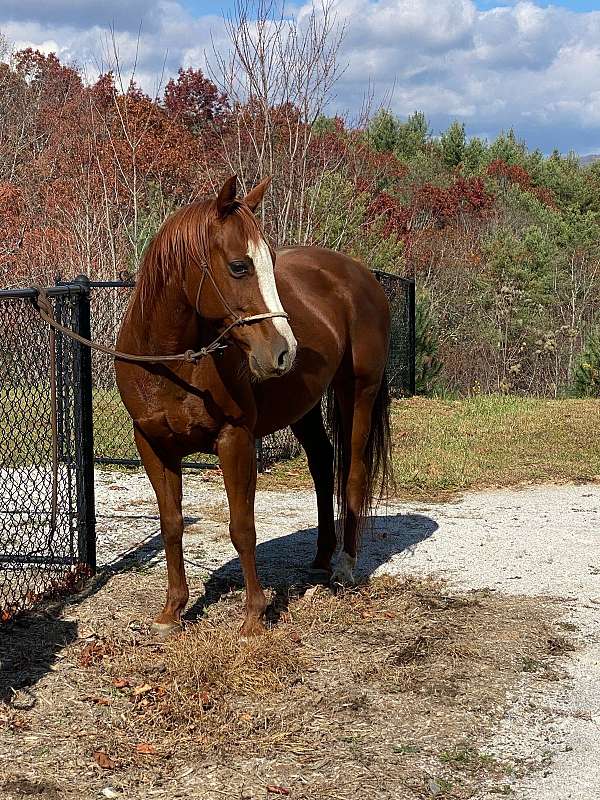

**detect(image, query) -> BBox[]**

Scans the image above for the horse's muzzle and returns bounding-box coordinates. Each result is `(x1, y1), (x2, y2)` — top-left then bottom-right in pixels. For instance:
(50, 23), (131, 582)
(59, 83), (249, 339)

(249, 339), (294, 380)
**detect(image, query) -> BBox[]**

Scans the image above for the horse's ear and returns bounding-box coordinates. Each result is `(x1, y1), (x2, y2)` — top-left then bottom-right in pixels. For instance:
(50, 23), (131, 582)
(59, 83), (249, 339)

(216, 175), (238, 217)
(243, 177), (272, 212)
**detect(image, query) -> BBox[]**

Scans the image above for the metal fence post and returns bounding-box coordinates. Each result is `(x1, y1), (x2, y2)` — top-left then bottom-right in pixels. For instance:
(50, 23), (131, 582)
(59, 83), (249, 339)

(54, 293), (66, 462)
(73, 275), (96, 574)
(408, 279), (416, 396)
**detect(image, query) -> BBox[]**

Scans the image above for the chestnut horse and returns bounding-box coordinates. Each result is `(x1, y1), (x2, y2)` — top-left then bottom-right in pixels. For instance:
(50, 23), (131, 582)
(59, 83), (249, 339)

(115, 176), (392, 636)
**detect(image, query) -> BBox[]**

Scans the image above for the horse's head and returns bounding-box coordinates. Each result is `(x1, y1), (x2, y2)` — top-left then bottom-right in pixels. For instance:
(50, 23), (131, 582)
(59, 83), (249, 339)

(190, 175), (296, 381)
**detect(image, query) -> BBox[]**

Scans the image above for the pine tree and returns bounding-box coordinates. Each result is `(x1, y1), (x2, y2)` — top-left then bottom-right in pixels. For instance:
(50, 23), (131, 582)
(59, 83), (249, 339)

(367, 109), (400, 152)
(395, 111), (429, 161)
(572, 331), (600, 397)
(440, 121), (466, 168)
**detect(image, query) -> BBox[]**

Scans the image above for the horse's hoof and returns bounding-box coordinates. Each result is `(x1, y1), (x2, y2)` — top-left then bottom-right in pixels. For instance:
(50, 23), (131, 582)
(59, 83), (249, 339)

(330, 552), (357, 587)
(150, 620), (182, 639)
(240, 618), (265, 639)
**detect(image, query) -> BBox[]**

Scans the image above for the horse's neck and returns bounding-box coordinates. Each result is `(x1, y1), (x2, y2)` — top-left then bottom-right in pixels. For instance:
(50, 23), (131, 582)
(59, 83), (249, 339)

(125, 282), (198, 354)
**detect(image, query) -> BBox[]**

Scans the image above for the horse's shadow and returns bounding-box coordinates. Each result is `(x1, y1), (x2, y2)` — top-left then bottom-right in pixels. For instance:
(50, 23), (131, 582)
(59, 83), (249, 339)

(185, 512), (438, 622)
(0, 512), (437, 702)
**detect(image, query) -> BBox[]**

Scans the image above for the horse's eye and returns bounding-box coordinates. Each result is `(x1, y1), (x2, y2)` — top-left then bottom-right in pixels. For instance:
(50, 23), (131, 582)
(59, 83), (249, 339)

(228, 260), (250, 278)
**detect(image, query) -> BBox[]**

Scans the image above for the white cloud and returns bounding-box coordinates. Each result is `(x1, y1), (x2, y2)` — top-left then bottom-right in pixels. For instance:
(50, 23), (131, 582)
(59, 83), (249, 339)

(1, 0), (600, 153)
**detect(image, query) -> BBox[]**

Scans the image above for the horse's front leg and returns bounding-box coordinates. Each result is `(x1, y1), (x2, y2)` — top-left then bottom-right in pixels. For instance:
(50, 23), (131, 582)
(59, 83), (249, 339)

(134, 427), (188, 635)
(217, 424), (267, 636)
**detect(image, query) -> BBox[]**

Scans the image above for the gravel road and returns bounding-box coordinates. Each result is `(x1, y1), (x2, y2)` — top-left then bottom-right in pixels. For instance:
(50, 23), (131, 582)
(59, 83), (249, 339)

(95, 470), (600, 799)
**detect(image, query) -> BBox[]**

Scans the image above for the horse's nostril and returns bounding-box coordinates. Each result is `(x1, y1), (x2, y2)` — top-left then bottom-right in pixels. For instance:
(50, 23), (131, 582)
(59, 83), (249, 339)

(277, 349), (289, 369)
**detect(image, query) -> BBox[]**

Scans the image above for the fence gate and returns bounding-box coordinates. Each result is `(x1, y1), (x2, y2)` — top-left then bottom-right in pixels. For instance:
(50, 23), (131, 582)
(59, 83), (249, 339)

(0, 280), (95, 622)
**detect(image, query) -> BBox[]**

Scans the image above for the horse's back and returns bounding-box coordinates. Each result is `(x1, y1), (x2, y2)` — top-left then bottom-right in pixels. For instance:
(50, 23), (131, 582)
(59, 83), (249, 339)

(276, 244), (388, 326)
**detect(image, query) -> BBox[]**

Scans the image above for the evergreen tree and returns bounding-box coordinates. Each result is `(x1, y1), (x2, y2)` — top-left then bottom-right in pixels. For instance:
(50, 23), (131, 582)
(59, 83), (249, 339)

(440, 121), (466, 168)
(367, 109), (400, 152)
(462, 136), (487, 174)
(394, 110), (429, 161)
(572, 331), (600, 398)
(312, 114), (337, 135)
(487, 129), (526, 166)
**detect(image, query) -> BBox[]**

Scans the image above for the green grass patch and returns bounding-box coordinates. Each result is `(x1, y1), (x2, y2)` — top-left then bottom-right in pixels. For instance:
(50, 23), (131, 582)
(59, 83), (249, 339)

(262, 396), (600, 500)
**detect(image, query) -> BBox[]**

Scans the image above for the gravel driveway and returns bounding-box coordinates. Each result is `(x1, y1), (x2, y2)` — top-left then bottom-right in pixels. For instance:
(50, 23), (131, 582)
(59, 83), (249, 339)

(96, 470), (600, 799)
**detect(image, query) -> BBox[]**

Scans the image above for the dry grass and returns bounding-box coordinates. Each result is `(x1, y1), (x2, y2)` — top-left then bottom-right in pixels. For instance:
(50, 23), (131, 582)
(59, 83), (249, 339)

(260, 396), (600, 500)
(6, 574), (563, 799)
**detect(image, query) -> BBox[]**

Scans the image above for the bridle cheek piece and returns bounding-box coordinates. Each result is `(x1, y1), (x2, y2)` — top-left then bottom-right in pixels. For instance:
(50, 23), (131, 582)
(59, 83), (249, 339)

(189, 261), (289, 361)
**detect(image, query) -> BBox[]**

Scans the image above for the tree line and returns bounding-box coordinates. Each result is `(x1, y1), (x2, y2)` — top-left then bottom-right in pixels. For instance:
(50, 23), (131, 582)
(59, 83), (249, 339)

(0, 4), (599, 398)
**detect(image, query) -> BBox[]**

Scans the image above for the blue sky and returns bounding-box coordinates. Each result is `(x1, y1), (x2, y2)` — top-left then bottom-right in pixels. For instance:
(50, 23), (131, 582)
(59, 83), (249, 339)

(2, 0), (600, 154)
(476, 0), (600, 7)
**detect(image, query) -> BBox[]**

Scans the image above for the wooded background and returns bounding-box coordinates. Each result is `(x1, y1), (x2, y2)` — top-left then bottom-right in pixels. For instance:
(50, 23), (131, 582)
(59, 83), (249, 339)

(1, 3), (599, 399)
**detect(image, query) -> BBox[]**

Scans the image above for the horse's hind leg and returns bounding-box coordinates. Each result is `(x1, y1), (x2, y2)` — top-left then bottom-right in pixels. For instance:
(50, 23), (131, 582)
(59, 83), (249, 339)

(217, 424), (267, 636)
(291, 402), (336, 574)
(134, 427), (188, 635)
(331, 376), (382, 586)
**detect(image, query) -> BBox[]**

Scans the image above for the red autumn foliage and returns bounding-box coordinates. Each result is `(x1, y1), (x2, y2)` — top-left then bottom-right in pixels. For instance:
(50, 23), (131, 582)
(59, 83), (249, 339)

(486, 159), (556, 207)
(0, 48), (502, 287)
(164, 67), (229, 130)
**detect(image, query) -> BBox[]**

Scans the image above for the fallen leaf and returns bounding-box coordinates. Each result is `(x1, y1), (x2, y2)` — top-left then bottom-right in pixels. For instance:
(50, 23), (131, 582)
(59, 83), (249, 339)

(80, 642), (105, 667)
(112, 678), (131, 689)
(289, 631), (302, 644)
(94, 751), (117, 770)
(88, 696), (110, 706)
(135, 743), (158, 755)
(132, 683), (154, 696)
(266, 786), (290, 796)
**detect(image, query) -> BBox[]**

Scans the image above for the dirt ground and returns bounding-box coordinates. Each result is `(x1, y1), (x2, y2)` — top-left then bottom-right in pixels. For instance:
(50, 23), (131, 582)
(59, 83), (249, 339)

(1, 468), (599, 800)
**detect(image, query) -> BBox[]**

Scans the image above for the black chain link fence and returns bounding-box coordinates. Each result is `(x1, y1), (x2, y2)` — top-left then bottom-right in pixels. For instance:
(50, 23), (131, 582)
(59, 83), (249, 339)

(88, 271), (414, 471)
(89, 280), (218, 469)
(0, 282), (95, 622)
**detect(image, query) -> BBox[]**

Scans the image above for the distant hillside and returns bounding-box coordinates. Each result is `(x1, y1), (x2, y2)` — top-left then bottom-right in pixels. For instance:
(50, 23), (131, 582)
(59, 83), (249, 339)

(580, 154), (600, 165)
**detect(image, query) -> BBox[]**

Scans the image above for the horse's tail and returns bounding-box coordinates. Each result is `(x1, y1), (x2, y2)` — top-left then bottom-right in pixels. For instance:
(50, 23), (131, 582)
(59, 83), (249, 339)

(326, 370), (394, 538)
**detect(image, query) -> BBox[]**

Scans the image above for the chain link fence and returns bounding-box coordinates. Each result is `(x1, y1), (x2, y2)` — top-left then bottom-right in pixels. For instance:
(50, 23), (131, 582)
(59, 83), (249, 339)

(0, 271), (413, 618)
(89, 280), (218, 469)
(0, 282), (95, 622)
(88, 271), (414, 470)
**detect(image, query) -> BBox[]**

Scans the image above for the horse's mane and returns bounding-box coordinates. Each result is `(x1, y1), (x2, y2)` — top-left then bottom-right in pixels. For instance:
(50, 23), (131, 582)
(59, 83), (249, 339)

(132, 196), (263, 315)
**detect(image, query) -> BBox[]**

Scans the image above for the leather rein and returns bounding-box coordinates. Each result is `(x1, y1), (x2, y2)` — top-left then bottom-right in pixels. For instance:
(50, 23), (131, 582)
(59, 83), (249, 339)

(32, 260), (288, 365)
(31, 261), (286, 545)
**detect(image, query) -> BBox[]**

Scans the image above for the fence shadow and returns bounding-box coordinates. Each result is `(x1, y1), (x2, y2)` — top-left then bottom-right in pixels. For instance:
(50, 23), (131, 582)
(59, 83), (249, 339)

(185, 512), (438, 622)
(0, 614), (78, 703)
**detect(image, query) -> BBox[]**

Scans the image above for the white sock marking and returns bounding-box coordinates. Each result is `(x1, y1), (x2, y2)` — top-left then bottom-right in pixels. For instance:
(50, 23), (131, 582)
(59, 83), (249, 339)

(332, 551), (357, 585)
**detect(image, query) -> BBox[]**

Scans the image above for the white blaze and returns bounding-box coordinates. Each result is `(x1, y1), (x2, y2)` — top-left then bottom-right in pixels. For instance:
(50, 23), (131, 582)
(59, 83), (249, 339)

(247, 238), (297, 361)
